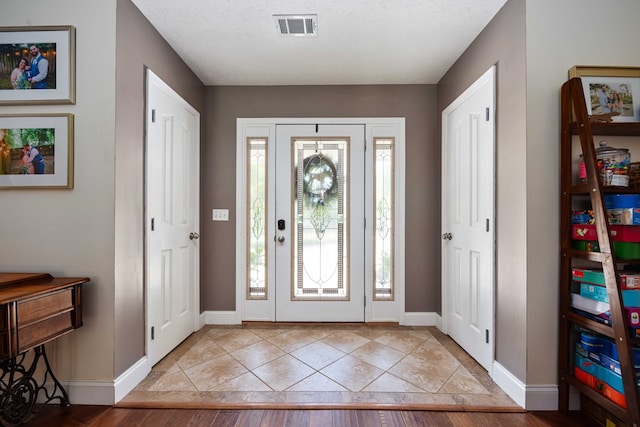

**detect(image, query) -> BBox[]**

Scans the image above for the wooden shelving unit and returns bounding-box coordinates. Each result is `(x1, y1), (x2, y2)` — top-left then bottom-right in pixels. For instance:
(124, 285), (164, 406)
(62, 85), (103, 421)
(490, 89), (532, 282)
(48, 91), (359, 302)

(559, 77), (640, 427)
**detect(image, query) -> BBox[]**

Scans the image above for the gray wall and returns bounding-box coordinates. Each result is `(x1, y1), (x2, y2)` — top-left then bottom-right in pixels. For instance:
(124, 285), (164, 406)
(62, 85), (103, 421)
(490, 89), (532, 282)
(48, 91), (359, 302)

(0, 0), (119, 385)
(438, 0), (527, 380)
(202, 85), (439, 313)
(115, 0), (205, 376)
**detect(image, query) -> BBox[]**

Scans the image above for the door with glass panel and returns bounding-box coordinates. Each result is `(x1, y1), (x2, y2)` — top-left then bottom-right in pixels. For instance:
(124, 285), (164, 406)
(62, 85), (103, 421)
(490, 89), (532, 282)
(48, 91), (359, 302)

(274, 124), (365, 321)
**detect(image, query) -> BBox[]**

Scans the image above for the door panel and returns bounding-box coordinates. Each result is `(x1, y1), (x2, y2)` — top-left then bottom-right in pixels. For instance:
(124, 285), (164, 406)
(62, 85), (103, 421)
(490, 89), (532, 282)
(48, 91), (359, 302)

(146, 71), (199, 366)
(275, 124), (365, 322)
(443, 67), (494, 372)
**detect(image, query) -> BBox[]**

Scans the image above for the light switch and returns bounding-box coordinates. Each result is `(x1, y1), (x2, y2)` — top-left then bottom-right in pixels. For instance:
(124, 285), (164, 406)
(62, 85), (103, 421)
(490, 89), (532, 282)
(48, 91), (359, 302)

(212, 209), (229, 221)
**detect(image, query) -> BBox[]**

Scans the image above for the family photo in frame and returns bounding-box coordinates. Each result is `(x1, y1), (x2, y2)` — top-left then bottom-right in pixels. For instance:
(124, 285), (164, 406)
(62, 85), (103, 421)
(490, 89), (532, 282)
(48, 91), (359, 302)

(0, 114), (74, 189)
(0, 26), (75, 105)
(570, 66), (640, 122)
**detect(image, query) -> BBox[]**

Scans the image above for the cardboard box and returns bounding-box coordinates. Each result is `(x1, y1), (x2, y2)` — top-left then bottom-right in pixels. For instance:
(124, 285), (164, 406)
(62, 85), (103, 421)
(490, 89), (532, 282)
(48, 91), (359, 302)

(580, 283), (640, 306)
(608, 208), (640, 225)
(572, 210), (595, 224)
(572, 268), (640, 290)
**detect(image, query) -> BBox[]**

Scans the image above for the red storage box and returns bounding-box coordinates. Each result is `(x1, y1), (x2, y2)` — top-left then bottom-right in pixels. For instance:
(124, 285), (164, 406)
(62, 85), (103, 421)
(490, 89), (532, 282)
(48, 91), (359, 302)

(572, 224), (640, 242)
(575, 367), (627, 408)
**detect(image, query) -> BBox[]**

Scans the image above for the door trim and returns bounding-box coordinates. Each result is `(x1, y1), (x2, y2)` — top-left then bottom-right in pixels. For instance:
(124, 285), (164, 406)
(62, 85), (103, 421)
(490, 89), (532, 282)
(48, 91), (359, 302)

(236, 118), (406, 323)
(144, 69), (201, 365)
(441, 66), (495, 372)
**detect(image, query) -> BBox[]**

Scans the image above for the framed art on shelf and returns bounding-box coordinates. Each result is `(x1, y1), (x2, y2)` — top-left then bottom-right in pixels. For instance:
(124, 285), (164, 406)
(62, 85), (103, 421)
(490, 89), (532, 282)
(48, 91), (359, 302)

(569, 66), (640, 122)
(0, 26), (75, 105)
(0, 114), (74, 189)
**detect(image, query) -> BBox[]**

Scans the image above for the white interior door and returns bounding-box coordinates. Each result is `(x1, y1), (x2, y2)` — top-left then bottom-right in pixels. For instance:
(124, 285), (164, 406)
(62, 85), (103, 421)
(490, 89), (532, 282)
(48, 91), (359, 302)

(146, 70), (200, 366)
(275, 124), (365, 322)
(442, 67), (495, 372)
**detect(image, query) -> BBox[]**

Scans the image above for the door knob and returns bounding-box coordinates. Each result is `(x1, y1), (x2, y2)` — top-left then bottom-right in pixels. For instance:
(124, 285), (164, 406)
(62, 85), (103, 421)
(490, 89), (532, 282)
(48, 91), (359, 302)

(277, 236), (285, 243)
(441, 232), (452, 240)
(190, 232), (200, 240)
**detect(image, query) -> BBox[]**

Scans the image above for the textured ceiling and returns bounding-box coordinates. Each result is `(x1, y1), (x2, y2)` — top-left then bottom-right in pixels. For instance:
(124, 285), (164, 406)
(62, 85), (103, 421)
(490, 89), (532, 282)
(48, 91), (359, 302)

(130, 0), (508, 86)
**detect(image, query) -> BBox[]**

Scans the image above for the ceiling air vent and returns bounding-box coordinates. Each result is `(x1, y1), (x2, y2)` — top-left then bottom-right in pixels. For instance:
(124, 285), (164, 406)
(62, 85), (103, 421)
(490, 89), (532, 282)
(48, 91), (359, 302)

(273, 14), (317, 36)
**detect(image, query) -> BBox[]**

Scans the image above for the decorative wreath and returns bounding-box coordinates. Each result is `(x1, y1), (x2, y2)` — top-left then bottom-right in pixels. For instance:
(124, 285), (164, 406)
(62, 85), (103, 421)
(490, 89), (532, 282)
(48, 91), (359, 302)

(301, 153), (338, 204)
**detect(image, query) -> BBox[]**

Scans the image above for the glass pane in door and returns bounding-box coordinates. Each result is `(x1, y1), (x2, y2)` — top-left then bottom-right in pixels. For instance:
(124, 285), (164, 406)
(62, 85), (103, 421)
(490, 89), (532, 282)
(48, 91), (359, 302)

(293, 138), (349, 300)
(374, 137), (394, 300)
(247, 138), (267, 299)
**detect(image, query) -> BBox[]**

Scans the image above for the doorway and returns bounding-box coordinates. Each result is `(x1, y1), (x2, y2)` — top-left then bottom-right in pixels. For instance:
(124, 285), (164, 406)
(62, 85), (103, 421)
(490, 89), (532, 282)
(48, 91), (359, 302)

(441, 66), (495, 372)
(236, 118), (406, 323)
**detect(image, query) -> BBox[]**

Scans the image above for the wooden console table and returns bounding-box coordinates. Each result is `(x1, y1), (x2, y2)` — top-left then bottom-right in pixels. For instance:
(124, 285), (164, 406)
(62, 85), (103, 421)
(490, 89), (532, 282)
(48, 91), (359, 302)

(0, 273), (88, 426)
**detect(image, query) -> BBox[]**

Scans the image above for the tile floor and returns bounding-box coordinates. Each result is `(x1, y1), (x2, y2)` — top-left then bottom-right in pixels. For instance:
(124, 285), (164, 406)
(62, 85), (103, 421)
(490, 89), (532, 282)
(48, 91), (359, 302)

(120, 324), (521, 410)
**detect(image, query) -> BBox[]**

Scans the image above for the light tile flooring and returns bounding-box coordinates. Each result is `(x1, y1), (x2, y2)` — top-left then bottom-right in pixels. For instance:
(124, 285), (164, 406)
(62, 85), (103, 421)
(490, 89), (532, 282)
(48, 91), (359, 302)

(120, 324), (521, 411)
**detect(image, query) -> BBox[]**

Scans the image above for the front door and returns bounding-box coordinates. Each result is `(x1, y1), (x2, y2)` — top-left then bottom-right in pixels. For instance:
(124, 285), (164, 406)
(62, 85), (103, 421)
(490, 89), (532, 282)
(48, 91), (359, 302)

(441, 66), (495, 372)
(145, 70), (200, 366)
(274, 124), (365, 321)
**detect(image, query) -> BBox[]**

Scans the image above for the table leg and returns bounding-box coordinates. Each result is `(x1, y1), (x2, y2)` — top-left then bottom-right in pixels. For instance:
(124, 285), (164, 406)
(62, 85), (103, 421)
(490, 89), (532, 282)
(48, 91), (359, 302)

(0, 345), (70, 426)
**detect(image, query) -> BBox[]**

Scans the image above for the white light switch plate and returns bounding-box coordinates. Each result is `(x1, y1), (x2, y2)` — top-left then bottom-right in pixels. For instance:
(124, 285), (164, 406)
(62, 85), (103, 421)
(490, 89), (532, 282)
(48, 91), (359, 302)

(212, 209), (229, 221)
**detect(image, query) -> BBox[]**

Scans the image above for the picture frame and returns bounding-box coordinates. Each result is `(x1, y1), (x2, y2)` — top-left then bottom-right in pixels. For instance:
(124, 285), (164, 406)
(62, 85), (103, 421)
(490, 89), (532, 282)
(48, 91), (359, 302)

(0, 26), (75, 105)
(569, 66), (640, 122)
(0, 114), (74, 189)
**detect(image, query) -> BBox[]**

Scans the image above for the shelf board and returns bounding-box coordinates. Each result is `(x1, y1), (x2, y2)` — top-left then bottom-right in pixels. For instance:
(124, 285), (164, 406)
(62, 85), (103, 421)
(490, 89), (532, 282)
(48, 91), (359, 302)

(564, 249), (640, 264)
(566, 312), (614, 338)
(566, 184), (640, 195)
(566, 312), (640, 346)
(569, 122), (640, 136)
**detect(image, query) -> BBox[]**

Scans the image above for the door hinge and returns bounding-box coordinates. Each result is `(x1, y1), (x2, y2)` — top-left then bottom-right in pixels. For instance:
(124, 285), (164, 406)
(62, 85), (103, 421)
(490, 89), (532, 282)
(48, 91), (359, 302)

(152, 109), (156, 123)
(364, 217), (366, 229)
(485, 329), (489, 344)
(151, 326), (155, 340)
(151, 217), (155, 231)
(486, 218), (489, 232)
(485, 107), (490, 121)
(364, 295), (366, 307)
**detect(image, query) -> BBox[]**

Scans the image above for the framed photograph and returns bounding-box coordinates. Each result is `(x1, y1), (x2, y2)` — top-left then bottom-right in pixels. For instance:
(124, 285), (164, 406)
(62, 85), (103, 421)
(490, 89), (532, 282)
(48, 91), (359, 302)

(569, 66), (640, 122)
(0, 26), (75, 105)
(0, 114), (73, 189)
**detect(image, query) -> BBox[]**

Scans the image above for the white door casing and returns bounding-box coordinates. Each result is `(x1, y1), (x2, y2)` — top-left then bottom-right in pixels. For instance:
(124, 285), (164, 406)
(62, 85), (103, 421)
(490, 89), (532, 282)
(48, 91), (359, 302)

(441, 66), (495, 372)
(236, 118), (405, 324)
(145, 69), (200, 366)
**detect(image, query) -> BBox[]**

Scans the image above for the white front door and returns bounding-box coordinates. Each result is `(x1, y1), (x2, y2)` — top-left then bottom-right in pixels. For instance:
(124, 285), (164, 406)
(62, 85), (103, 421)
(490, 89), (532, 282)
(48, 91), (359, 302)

(275, 124), (365, 322)
(441, 67), (495, 372)
(145, 70), (200, 366)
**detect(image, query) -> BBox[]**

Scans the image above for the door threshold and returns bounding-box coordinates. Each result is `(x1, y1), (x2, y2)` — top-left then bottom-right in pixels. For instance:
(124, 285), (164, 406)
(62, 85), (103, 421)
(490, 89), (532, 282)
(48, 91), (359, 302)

(241, 321), (400, 328)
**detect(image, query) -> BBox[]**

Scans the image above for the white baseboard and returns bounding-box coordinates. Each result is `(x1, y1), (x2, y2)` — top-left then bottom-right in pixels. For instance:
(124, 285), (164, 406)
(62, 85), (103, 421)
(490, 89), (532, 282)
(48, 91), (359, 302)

(524, 384), (558, 411)
(492, 361), (526, 407)
(64, 356), (149, 405)
(202, 310), (242, 325)
(491, 361), (558, 410)
(66, 380), (116, 405)
(403, 312), (441, 327)
(114, 356), (151, 403)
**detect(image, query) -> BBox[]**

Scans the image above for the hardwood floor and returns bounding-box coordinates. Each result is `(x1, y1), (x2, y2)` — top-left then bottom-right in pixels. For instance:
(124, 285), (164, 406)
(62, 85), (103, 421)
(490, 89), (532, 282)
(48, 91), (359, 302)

(21, 405), (599, 426)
